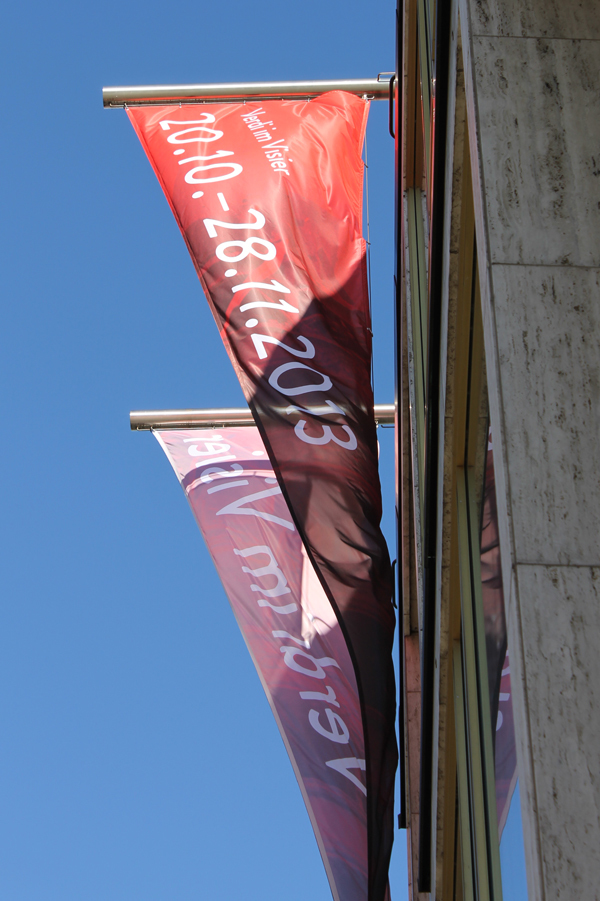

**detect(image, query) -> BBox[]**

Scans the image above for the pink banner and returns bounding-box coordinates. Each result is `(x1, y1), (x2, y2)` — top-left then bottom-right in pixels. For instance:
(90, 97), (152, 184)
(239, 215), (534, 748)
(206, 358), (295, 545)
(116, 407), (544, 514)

(156, 426), (368, 901)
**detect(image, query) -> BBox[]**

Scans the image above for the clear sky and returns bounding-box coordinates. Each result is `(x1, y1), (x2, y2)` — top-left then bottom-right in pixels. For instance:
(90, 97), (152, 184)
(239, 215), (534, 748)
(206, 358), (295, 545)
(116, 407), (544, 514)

(0, 0), (407, 898)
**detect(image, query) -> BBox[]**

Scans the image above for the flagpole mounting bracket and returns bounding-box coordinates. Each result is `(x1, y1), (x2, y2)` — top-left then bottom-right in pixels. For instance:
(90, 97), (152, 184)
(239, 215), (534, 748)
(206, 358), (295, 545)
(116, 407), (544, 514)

(103, 78), (392, 108)
(130, 405), (395, 430)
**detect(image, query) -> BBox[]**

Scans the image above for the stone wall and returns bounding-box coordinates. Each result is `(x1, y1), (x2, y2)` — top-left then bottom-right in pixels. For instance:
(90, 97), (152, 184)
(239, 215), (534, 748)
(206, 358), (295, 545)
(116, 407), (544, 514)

(459, 0), (600, 896)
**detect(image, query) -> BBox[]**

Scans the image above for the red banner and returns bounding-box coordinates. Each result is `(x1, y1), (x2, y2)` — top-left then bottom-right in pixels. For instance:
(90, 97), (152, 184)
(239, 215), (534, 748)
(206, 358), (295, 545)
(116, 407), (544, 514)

(128, 94), (396, 898)
(156, 427), (368, 900)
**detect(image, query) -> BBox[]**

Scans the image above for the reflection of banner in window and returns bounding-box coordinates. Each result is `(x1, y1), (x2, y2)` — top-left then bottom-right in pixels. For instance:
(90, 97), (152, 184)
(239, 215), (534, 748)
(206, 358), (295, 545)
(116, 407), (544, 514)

(495, 650), (518, 836)
(128, 94), (396, 899)
(156, 427), (368, 901)
(480, 436), (517, 835)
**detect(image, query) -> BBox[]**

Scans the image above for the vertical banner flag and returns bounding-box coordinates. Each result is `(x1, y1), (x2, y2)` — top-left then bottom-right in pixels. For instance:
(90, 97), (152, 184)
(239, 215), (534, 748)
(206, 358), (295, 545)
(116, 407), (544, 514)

(128, 93), (396, 899)
(157, 427), (368, 901)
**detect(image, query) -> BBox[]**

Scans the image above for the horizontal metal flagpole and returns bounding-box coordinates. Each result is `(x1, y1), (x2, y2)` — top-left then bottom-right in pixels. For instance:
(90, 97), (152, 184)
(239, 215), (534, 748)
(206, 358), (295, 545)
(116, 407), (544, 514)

(103, 76), (394, 108)
(130, 404), (395, 430)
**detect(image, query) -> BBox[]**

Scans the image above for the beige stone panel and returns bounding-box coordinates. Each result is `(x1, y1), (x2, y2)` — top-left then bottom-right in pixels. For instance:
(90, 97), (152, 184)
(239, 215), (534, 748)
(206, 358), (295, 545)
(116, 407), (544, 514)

(491, 264), (600, 565)
(471, 0), (600, 40)
(472, 36), (600, 266)
(514, 564), (600, 899)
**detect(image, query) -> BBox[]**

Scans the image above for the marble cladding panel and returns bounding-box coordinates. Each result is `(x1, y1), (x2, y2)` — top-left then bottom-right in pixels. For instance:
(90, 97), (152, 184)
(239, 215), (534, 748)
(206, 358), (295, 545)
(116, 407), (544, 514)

(472, 35), (600, 266)
(515, 564), (600, 900)
(471, 0), (600, 40)
(490, 264), (600, 566)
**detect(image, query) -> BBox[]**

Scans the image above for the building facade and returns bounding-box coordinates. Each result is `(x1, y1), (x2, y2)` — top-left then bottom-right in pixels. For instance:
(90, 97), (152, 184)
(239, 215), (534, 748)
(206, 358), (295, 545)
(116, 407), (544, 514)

(394, 0), (600, 898)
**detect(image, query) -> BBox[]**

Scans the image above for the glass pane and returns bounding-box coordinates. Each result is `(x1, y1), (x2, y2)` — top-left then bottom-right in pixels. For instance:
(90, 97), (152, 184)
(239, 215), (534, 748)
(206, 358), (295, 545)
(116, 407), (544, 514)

(480, 431), (528, 898)
(499, 781), (529, 900)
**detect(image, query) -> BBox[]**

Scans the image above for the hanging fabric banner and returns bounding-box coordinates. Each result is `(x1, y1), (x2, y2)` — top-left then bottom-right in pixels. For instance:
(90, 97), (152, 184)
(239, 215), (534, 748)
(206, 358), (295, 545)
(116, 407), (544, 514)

(156, 426), (368, 901)
(128, 94), (396, 899)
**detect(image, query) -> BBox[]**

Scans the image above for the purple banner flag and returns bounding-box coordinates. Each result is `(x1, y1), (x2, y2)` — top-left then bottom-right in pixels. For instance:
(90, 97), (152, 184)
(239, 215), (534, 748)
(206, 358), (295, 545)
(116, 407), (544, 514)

(156, 426), (369, 901)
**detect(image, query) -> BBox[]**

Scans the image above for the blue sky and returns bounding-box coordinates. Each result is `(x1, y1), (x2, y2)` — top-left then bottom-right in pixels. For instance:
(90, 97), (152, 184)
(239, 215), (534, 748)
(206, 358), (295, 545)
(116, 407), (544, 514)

(0, 0), (407, 897)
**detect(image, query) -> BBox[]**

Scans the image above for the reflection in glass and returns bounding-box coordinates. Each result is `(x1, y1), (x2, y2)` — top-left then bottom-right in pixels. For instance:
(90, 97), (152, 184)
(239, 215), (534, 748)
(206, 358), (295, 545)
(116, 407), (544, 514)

(480, 432), (528, 897)
(500, 781), (529, 900)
